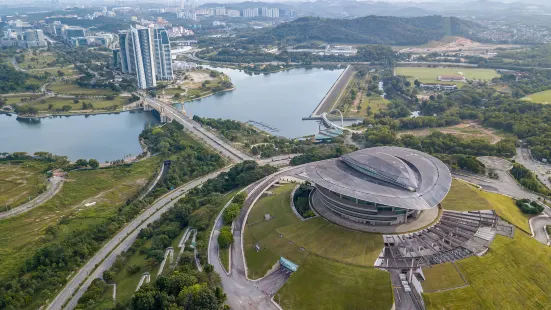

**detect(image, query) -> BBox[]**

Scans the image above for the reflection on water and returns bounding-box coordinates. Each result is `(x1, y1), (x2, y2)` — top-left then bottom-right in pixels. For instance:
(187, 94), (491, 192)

(0, 110), (159, 162)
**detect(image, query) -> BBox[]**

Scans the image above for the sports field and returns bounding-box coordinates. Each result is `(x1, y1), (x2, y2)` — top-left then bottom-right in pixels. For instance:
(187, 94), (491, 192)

(0, 161), (48, 209)
(423, 231), (551, 309)
(441, 179), (532, 233)
(521, 90), (551, 104)
(244, 183), (390, 310)
(396, 67), (500, 85)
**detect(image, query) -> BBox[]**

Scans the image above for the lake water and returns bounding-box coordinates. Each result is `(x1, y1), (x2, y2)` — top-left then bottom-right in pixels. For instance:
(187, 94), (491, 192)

(0, 67), (342, 161)
(179, 66), (344, 138)
(0, 111), (159, 162)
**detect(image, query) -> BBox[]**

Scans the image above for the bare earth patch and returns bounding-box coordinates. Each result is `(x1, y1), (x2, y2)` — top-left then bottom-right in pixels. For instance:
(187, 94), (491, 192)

(398, 121), (503, 144)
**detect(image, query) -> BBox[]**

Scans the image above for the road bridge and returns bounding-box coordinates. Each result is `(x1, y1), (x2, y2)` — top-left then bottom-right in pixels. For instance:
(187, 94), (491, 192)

(143, 98), (252, 163)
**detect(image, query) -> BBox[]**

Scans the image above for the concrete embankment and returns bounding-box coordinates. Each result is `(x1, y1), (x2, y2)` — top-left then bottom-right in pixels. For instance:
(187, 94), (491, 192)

(309, 65), (354, 117)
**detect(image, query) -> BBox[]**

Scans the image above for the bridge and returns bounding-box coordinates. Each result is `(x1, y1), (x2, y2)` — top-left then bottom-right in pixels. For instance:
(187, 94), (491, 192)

(142, 98), (252, 162)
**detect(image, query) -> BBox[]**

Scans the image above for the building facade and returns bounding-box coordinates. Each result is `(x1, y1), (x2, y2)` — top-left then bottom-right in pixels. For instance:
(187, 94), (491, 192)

(305, 147), (452, 227)
(153, 27), (174, 81)
(130, 25), (157, 89)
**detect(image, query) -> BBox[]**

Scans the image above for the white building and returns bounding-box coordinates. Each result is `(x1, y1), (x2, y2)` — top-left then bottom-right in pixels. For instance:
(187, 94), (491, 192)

(242, 8), (259, 18)
(153, 27), (174, 81)
(227, 9), (240, 17)
(261, 7), (279, 18)
(173, 61), (197, 71)
(214, 7), (226, 16)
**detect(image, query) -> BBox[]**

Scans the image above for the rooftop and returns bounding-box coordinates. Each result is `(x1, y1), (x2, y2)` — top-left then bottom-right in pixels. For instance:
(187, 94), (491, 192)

(305, 146), (452, 211)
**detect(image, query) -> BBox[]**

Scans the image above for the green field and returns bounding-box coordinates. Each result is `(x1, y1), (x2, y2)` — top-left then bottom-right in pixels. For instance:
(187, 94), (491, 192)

(277, 218), (383, 267)
(442, 179), (532, 233)
(422, 262), (466, 292)
(48, 81), (116, 96)
(1, 94), (42, 104)
(30, 96), (130, 112)
(0, 158), (159, 280)
(278, 254), (393, 310)
(344, 95), (389, 117)
(20, 52), (57, 70)
(244, 183), (390, 310)
(396, 67), (501, 86)
(0, 161), (48, 209)
(423, 231), (551, 309)
(521, 90), (551, 104)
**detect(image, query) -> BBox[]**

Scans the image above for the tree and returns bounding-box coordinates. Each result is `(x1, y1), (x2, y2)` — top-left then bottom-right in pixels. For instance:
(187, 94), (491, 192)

(88, 159), (100, 169)
(233, 192), (247, 205)
(73, 98), (79, 104)
(75, 159), (88, 167)
(414, 79), (421, 87)
(57, 70), (65, 77)
(62, 105), (72, 111)
(217, 226), (233, 248)
(222, 203), (241, 224)
(127, 264), (141, 274)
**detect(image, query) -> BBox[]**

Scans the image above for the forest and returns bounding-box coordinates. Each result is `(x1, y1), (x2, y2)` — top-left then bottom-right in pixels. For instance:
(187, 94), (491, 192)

(242, 16), (480, 45)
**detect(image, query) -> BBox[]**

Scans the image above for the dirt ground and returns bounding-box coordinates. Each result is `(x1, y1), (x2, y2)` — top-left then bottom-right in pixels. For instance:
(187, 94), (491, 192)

(398, 121), (503, 144)
(400, 37), (520, 56)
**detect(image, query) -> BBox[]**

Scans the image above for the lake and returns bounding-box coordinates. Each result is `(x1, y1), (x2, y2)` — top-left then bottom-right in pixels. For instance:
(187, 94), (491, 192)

(0, 67), (342, 161)
(0, 111), (159, 162)
(179, 66), (344, 138)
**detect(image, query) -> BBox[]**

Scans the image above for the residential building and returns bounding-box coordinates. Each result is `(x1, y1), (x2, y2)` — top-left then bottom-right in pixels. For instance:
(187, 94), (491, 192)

(214, 7), (226, 16)
(112, 49), (120, 68)
(227, 9), (240, 17)
(117, 26), (174, 89)
(261, 7), (279, 18)
(153, 27), (174, 81)
(130, 25), (157, 89)
(242, 8), (259, 18)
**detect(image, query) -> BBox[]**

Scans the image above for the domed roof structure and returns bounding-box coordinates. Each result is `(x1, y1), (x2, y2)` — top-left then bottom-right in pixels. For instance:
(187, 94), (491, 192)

(305, 146), (452, 210)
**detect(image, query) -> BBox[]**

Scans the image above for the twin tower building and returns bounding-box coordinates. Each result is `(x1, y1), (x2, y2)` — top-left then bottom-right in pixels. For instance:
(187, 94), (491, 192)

(114, 25), (174, 90)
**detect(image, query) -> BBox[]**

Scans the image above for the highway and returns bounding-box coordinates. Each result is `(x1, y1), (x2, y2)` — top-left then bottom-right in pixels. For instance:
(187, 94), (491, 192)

(47, 169), (228, 310)
(0, 176), (63, 220)
(145, 98), (251, 162)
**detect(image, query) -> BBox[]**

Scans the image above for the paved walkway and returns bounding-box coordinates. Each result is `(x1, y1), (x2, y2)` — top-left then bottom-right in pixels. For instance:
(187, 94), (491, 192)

(0, 176), (63, 220)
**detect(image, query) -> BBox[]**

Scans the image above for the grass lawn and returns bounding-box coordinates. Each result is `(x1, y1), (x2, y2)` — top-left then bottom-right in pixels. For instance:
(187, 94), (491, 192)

(278, 254), (393, 310)
(48, 81), (116, 96)
(219, 246), (230, 273)
(0, 158), (159, 280)
(423, 231), (551, 309)
(29, 66), (77, 76)
(521, 90), (551, 104)
(30, 96), (130, 112)
(20, 52), (57, 70)
(344, 95), (389, 118)
(0, 161), (48, 209)
(277, 217), (383, 267)
(442, 179), (532, 233)
(1, 94), (42, 104)
(396, 67), (500, 86)
(421, 262), (466, 292)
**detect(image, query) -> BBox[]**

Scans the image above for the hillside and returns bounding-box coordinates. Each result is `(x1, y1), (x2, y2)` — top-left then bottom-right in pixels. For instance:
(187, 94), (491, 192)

(246, 15), (482, 46)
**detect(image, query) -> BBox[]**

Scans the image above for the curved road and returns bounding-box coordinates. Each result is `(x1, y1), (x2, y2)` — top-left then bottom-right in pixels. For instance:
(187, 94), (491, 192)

(0, 176), (63, 220)
(531, 215), (551, 245)
(47, 168), (229, 310)
(208, 165), (306, 310)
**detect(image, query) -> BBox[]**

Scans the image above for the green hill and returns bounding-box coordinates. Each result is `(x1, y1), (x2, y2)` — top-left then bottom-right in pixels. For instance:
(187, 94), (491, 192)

(246, 15), (481, 46)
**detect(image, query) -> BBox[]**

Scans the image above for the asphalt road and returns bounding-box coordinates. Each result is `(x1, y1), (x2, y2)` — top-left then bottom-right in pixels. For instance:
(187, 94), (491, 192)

(47, 169), (227, 310)
(531, 215), (551, 245)
(0, 176), (63, 220)
(515, 147), (551, 189)
(145, 98), (251, 162)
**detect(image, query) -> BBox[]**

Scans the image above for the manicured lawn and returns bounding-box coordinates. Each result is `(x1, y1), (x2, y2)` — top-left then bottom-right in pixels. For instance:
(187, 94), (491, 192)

(219, 246), (230, 273)
(522, 90), (551, 104)
(0, 161), (48, 209)
(20, 52), (57, 70)
(442, 179), (532, 233)
(277, 217), (383, 267)
(424, 231), (551, 309)
(278, 254), (393, 310)
(396, 67), (500, 85)
(29, 66), (77, 76)
(0, 158), (159, 280)
(30, 96), (130, 112)
(48, 81), (116, 96)
(421, 262), (466, 292)
(1, 94), (41, 104)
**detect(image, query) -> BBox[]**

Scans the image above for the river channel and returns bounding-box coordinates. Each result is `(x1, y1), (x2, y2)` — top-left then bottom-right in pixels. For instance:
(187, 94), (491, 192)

(0, 67), (343, 161)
